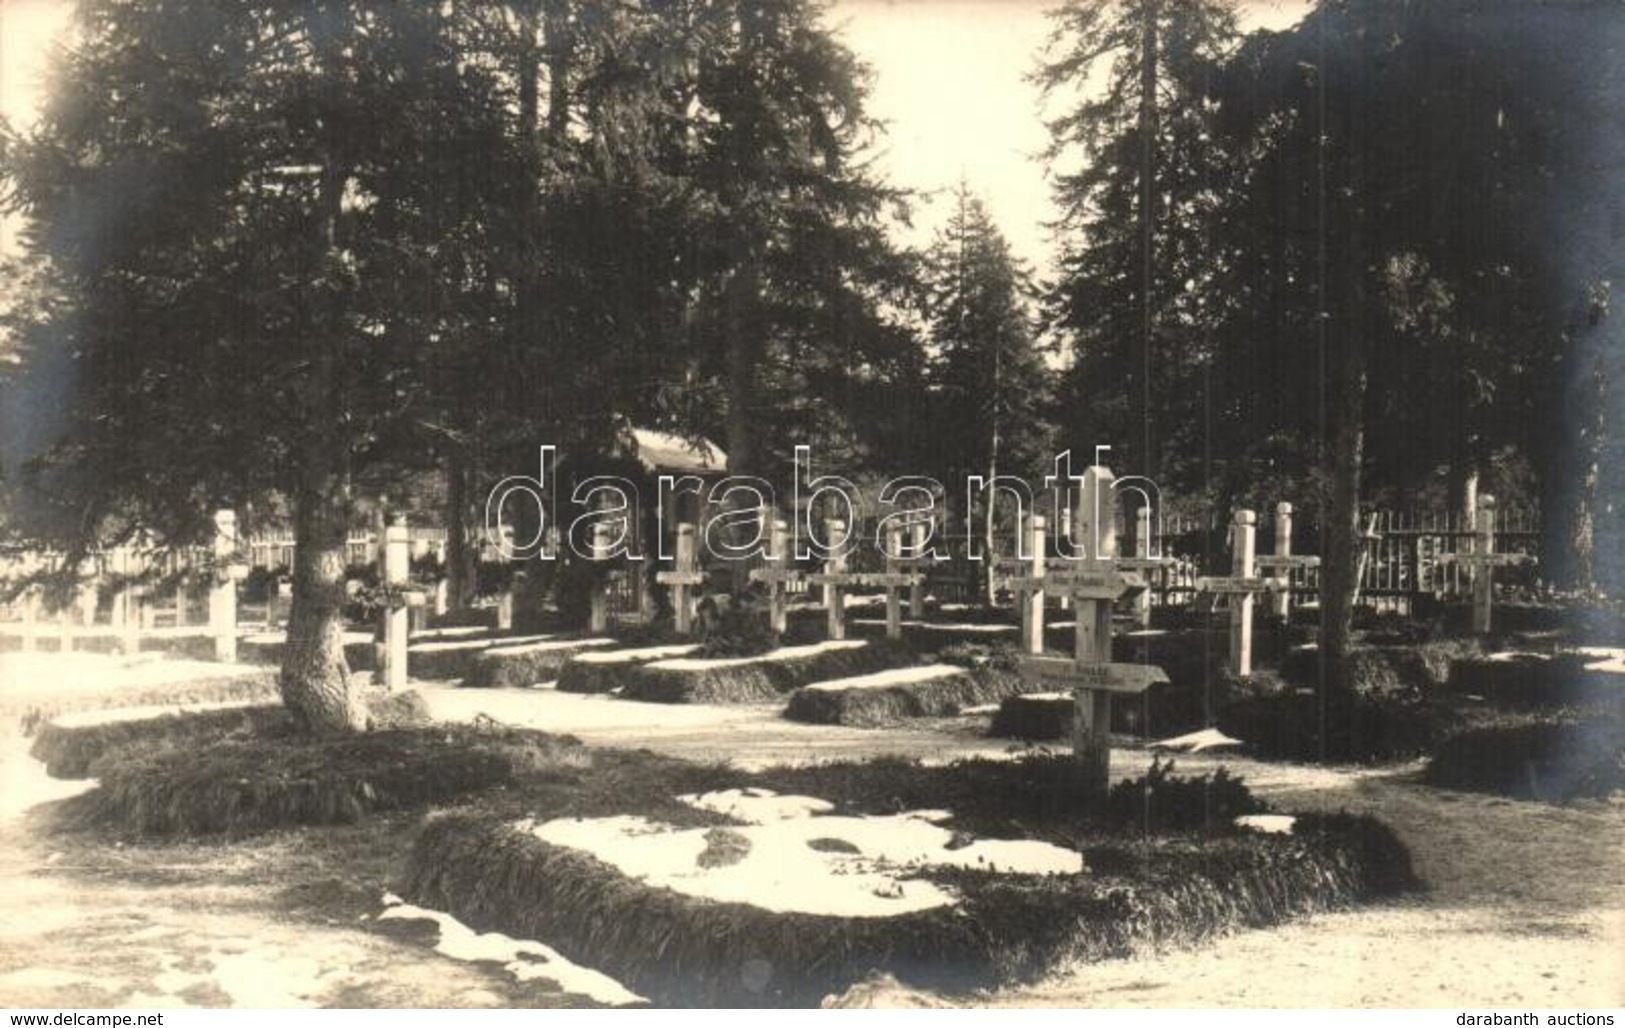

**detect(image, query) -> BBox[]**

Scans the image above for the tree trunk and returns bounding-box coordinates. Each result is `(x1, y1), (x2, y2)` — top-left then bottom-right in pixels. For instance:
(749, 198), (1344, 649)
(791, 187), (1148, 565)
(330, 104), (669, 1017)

(444, 461), (477, 612)
(282, 6), (363, 734)
(1320, 316), (1368, 681)
(281, 451), (364, 734)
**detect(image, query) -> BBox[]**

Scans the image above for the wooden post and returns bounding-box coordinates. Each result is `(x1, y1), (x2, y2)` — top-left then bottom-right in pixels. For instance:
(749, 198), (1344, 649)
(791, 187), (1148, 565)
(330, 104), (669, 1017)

(383, 516), (411, 690)
(21, 588), (40, 652)
(657, 523), (703, 636)
(210, 509), (239, 663)
(770, 519), (791, 634)
(1132, 506), (1154, 628)
(908, 519), (927, 618)
(589, 519), (613, 635)
(114, 550), (143, 655)
(824, 519), (849, 641)
(1273, 502), (1293, 620)
(1230, 509), (1257, 677)
(433, 578), (450, 619)
(1020, 514), (1046, 655)
(1473, 495), (1496, 635)
(884, 523), (904, 641)
(497, 571), (518, 631)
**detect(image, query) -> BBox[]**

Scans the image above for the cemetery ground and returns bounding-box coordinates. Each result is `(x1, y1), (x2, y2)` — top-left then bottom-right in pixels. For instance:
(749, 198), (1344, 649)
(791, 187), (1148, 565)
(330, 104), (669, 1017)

(0, 608), (1621, 1010)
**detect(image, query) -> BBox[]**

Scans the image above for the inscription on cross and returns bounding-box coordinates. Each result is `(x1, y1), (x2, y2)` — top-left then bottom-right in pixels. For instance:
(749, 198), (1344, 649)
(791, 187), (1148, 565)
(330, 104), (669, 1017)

(1195, 509), (1287, 677)
(1253, 501), (1320, 620)
(1012, 466), (1171, 801)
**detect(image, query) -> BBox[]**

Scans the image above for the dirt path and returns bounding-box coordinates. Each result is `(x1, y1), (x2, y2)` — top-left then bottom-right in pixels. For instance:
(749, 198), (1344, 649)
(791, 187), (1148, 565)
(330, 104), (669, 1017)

(2, 666), (1621, 1008)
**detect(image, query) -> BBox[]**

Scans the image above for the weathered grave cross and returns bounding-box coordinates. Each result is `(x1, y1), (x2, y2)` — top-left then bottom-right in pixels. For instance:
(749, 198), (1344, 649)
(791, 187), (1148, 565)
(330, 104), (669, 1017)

(1434, 495), (1533, 634)
(1253, 501), (1320, 620)
(381, 515), (426, 690)
(1195, 509), (1287, 677)
(806, 519), (922, 641)
(1007, 467), (1170, 799)
(657, 522), (707, 637)
(1113, 506), (1179, 629)
(748, 513), (800, 635)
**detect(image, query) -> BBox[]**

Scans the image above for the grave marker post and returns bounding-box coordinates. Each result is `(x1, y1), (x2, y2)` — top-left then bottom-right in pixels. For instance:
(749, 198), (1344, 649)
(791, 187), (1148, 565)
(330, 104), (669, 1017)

(884, 523), (905, 640)
(209, 509), (240, 663)
(908, 519), (928, 618)
(749, 518), (798, 635)
(383, 515), (412, 690)
(588, 519), (614, 635)
(657, 523), (705, 636)
(1020, 515), (1046, 654)
(823, 519), (850, 641)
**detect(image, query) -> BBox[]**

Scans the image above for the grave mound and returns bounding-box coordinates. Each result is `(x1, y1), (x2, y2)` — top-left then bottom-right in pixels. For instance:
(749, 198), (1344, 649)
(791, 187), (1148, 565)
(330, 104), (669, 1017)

(52, 724), (586, 836)
(1424, 715), (1625, 801)
(783, 663), (1015, 727)
(619, 640), (907, 704)
(460, 637), (617, 688)
(403, 762), (1413, 1007)
(554, 644), (702, 694)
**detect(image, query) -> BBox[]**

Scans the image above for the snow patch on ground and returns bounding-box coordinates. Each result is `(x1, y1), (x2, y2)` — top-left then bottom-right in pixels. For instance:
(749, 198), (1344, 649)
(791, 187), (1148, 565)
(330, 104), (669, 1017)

(483, 638), (615, 656)
(851, 619), (1015, 634)
(648, 639), (866, 672)
(1574, 647), (1625, 674)
(377, 896), (644, 1006)
(407, 633), (553, 654)
(528, 791), (1081, 918)
(1234, 814), (1297, 835)
(802, 664), (968, 693)
(0, 745), (97, 824)
(571, 644), (699, 665)
(1151, 727), (1245, 753)
(51, 699), (263, 729)
(1485, 651), (1550, 663)
(678, 787), (834, 822)
(0, 652), (265, 698)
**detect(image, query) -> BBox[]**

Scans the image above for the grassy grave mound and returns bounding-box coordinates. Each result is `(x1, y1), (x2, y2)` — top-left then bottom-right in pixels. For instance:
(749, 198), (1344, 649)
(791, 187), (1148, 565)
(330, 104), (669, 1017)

(460, 638), (615, 688)
(620, 641), (909, 704)
(7, 668), (281, 736)
(406, 632), (555, 681)
(1217, 686), (1442, 763)
(30, 704), (290, 778)
(988, 692), (1072, 740)
(1279, 640), (1481, 699)
(54, 724), (587, 837)
(554, 644), (701, 694)
(784, 665), (1029, 728)
(1424, 715), (1625, 801)
(403, 759), (1413, 1007)
(1443, 654), (1624, 712)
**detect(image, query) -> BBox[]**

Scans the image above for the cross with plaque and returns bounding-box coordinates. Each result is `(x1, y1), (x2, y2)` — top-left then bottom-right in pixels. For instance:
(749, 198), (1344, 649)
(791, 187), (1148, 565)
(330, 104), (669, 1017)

(1195, 509), (1288, 677)
(1113, 506), (1178, 628)
(657, 522), (707, 636)
(1253, 501), (1320, 620)
(1014, 466), (1170, 800)
(807, 519), (922, 641)
(1434, 495), (1533, 634)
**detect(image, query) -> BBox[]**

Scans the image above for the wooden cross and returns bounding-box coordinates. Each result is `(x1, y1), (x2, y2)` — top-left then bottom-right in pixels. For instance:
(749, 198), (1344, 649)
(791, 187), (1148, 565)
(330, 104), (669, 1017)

(805, 519), (860, 640)
(1253, 500), (1320, 619)
(1195, 509), (1286, 677)
(657, 522), (706, 636)
(993, 514), (1049, 653)
(1018, 554), (1167, 802)
(210, 508), (240, 663)
(879, 523), (925, 640)
(1115, 506), (1178, 628)
(1434, 495), (1533, 634)
(748, 515), (800, 635)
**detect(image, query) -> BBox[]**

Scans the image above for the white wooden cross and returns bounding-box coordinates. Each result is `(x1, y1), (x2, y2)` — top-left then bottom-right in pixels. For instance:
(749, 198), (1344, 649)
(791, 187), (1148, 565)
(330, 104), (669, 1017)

(382, 514), (426, 690)
(1018, 467), (1170, 798)
(876, 522), (926, 640)
(657, 522), (706, 636)
(1113, 505), (1178, 628)
(1195, 509), (1287, 677)
(1253, 500), (1320, 620)
(1434, 495), (1533, 634)
(210, 509), (243, 663)
(806, 519), (919, 641)
(748, 514), (800, 635)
